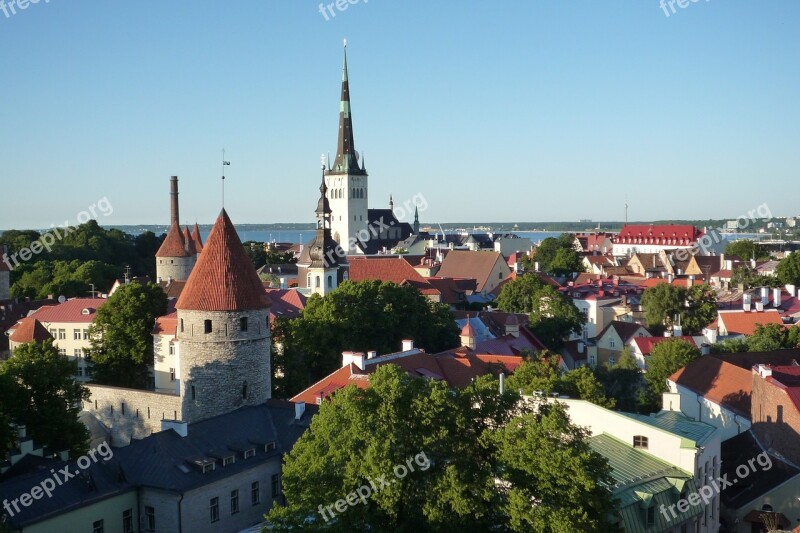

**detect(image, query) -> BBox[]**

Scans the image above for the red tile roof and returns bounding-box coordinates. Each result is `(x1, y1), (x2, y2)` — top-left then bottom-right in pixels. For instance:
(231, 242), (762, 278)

(669, 357), (753, 417)
(616, 224), (703, 246)
(437, 250), (507, 293)
(632, 335), (697, 356)
(8, 317), (53, 344)
(348, 256), (429, 285)
(767, 366), (800, 415)
(191, 222), (203, 252)
(718, 310), (784, 336)
(264, 288), (307, 323)
(460, 320), (476, 337)
(290, 364), (371, 404)
(425, 277), (475, 305)
(152, 312), (178, 336)
(156, 222), (190, 258)
(30, 298), (106, 324)
(183, 227), (197, 255)
(176, 209), (271, 312)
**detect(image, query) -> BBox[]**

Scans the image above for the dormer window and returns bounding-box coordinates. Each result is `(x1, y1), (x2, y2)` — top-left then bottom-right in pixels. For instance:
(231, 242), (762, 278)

(244, 448), (256, 459)
(265, 441), (276, 453)
(633, 435), (648, 449)
(223, 456), (235, 467)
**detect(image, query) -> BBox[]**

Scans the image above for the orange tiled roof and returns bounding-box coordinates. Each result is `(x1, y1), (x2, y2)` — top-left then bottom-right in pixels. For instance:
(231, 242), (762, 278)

(191, 222), (203, 252)
(8, 317), (53, 344)
(437, 250), (506, 293)
(348, 256), (428, 285)
(30, 298), (106, 324)
(152, 312), (178, 336)
(290, 364), (370, 404)
(718, 309), (784, 336)
(183, 227), (197, 255)
(176, 209), (270, 312)
(669, 356), (753, 417)
(156, 222), (190, 258)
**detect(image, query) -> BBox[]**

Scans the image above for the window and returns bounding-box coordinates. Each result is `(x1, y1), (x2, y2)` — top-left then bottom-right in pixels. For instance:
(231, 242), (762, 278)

(633, 435), (649, 449)
(223, 456), (235, 467)
(608, 357), (615, 366)
(49, 328), (56, 337)
(122, 509), (133, 533)
(93, 520), (104, 533)
(646, 506), (655, 525)
(191, 384), (196, 400)
(58, 329), (66, 340)
(327, 275), (333, 288)
(499, 272), (503, 279)
(609, 338), (615, 348)
(231, 489), (239, 514)
(240, 316), (248, 332)
(244, 448), (256, 459)
(251, 481), (260, 505)
(58, 348), (67, 356)
(202, 462), (215, 474)
(761, 504), (773, 512)
(306, 274), (311, 287)
(83, 329), (89, 339)
(204, 320), (212, 334)
(242, 381), (248, 400)
(74, 348), (82, 358)
(210, 497), (219, 523)
(169, 344), (175, 355)
(265, 441), (276, 452)
(180, 319), (184, 333)
(272, 473), (282, 498)
(73, 329), (81, 340)
(315, 276), (320, 288)
(170, 368), (176, 382)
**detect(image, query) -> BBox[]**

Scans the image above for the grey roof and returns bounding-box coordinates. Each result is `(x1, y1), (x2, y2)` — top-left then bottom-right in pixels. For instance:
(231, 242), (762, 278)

(621, 410), (717, 447)
(0, 401), (312, 529)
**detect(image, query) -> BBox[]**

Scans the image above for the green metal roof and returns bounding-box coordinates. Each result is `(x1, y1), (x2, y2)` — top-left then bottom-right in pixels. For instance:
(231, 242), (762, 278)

(621, 410), (717, 448)
(590, 434), (702, 532)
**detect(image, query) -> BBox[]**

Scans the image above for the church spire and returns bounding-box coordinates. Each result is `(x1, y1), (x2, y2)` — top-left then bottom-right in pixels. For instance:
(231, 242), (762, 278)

(413, 206), (420, 235)
(331, 40), (365, 175)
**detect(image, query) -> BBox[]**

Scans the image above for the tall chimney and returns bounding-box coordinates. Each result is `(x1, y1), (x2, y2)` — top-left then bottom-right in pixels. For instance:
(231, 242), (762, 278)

(170, 176), (180, 227)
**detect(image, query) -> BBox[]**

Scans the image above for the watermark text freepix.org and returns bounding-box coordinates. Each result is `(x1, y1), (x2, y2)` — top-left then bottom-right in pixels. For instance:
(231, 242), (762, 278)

(0, 0), (51, 19)
(660, 451), (772, 522)
(2, 442), (114, 518)
(318, 0), (367, 21)
(2, 197), (113, 271)
(660, 0), (710, 18)
(318, 451), (431, 522)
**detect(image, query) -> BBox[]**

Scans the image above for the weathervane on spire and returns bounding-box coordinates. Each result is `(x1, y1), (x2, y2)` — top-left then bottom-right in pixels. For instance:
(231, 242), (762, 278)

(221, 148), (231, 208)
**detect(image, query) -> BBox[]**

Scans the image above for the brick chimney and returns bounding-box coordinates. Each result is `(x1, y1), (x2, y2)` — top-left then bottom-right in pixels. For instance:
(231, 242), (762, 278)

(170, 176), (180, 227)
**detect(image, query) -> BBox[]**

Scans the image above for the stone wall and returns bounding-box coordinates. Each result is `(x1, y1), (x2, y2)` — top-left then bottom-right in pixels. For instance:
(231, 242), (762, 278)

(85, 385), (182, 446)
(177, 308), (271, 424)
(156, 255), (195, 283)
(751, 372), (800, 464)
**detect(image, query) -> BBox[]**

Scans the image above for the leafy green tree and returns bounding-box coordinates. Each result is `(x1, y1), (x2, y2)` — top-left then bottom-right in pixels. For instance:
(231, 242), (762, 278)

(642, 339), (700, 412)
(507, 354), (614, 408)
(528, 286), (585, 351)
(492, 402), (618, 532)
(533, 234), (584, 275)
(641, 283), (716, 336)
(595, 348), (642, 412)
(266, 365), (615, 532)
(496, 273), (546, 313)
(730, 266), (781, 290)
(777, 252), (800, 287)
(87, 282), (167, 388)
(724, 240), (770, 261)
(710, 338), (748, 354)
(0, 340), (90, 457)
(0, 373), (15, 456)
(267, 365), (520, 531)
(277, 281), (459, 397)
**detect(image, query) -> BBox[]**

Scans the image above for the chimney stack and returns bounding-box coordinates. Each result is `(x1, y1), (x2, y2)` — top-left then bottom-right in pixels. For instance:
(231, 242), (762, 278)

(170, 176), (180, 227)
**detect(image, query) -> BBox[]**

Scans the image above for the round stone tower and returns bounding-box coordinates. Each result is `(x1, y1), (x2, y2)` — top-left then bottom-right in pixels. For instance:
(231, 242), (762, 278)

(175, 209), (272, 423)
(155, 222), (196, 282)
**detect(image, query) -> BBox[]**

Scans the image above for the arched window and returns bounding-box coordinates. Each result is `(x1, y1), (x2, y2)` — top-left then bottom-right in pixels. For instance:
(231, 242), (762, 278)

(315, 276), (320, 288)
(327, 275), (333, 288)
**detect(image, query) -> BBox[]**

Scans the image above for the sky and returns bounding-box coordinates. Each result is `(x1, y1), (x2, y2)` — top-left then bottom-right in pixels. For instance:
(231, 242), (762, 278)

(1, 1), (798, 229)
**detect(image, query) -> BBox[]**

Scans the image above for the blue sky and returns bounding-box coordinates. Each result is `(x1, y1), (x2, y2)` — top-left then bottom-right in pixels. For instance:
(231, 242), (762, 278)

(1, 1), (798, 228)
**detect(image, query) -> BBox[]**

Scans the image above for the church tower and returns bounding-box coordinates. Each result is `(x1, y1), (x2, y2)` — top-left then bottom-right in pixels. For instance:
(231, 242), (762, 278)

(325, 42), (368, 253)
(175, 209), (272, 423)
(298, 167), (349, 296)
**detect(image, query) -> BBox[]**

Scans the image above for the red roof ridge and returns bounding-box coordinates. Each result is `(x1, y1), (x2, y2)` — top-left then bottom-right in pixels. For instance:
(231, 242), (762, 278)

(176, 209), (270, 311)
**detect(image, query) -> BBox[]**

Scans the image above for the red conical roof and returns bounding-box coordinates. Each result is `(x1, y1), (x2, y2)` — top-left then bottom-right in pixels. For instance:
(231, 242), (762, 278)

(183, 226), (197, 255)
(191, 222), (203, 252)
(156, 222), (190, 258)
(176, 209), (270, 311)
(461, 320), (476, 338)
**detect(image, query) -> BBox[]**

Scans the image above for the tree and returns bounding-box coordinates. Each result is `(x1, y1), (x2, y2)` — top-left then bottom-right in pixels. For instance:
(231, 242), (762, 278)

(507, 354), (614, 408)
(266, 365), (616, 532)
(492, 402), (618, 532)
(595, 348), (642, 412)
(710, 338), (748, 354)
(275, 281), (459, 397)
(730, 266), (781, 290)
(777, 252), (800, 287)
(642, 339), (700, 412)
(725, 240), (770, 261)
(86, 282), (168, 388)
(641, 283), (684, 335)
(0, 340), (90, 457)
(528, 286), (585, 351)
(641, 283), (716, 336)
(0, 373), (15, 456)
(533, 234), (583, 276)
(496, 273), (546, 313)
